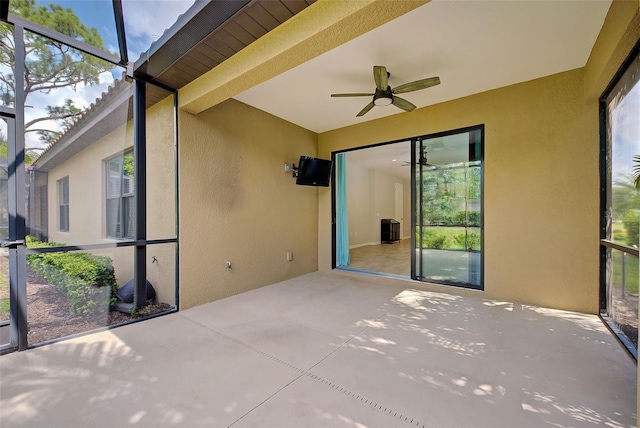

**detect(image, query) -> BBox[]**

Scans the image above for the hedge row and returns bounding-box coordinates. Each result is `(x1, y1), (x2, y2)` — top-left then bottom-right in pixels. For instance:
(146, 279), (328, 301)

(26, 236), (118, 315)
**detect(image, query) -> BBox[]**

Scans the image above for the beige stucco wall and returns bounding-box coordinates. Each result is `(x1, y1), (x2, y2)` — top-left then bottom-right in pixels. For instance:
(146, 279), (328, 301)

(319, 68), (600, 314)
(584, 0), (640, 100)
(43, 96), (177, 305)
(178, 99), (318, 309)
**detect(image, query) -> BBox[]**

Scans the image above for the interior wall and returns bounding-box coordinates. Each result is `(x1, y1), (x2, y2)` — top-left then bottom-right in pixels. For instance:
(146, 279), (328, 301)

(403, 179), (411, 239)
(178, 99), (319, 309)
(345, 161), (371, 247)
(345, 159), (410, 247)
(371, 169), (400, 241)
(319, 68), (600, 314)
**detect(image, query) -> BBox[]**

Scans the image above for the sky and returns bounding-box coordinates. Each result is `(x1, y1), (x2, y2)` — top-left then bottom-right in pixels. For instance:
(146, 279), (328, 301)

(42, 0), (195, 62)
(610, 80), (639, 183)
(20, 0), (195, 149)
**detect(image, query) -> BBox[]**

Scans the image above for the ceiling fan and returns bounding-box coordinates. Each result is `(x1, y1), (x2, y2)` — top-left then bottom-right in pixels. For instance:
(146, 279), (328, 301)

(402, 148), (437, 168)
(331, 65), (440, 117)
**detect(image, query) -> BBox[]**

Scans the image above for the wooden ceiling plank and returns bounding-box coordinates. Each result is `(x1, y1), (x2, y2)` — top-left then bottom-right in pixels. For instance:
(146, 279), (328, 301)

(188, 49), (221, 70)
(245, 3), (280, 31)
(158, 68), (191, 88)
(260, 0), (294, 23)
(280, 1), (307, 15)
(203, 37), (236, 59)
(223, 21), (257, 46)
(179, 56), (211, 75)
(169, 63), (200, 81)
(234, 12), (268, 39)
(215, 29), (247, 53)
(196, 41), (229, 64)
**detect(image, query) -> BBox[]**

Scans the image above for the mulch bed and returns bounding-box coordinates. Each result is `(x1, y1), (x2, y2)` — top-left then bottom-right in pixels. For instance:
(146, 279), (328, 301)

(1, 254), (173, 345)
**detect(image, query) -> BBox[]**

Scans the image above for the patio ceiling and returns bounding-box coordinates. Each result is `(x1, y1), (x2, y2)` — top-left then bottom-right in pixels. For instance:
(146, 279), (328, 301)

(141, 1), (610, 135)
(232, 0), (612, 133)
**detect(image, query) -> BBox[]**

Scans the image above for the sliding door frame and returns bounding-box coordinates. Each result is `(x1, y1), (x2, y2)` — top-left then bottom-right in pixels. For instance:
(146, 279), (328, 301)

(410, 125), (484, 290)
(331, 124), (484, 293)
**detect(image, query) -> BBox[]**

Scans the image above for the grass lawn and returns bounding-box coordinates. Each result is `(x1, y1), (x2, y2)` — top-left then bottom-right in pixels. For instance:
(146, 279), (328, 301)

(613, 250), (639, 294)
(419, 226), (481, 251)
(0, 270), (8, 320)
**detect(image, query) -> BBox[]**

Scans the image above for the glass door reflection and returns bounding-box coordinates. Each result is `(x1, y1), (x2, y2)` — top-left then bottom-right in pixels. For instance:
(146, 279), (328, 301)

(413, 128), (483, 289)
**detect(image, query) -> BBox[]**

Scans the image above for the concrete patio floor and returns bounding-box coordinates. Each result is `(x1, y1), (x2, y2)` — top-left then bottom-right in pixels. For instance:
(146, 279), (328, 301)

(0, 270), (636, 427)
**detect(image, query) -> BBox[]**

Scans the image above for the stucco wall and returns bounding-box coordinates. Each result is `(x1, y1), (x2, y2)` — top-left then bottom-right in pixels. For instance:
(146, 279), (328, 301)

(43, 96), (177, 305)
(178, 99), (318, 309)
(319, 68), (600, 314)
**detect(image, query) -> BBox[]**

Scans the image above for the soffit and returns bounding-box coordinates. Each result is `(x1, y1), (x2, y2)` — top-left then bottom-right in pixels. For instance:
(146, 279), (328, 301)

(136, 0), (316, 89)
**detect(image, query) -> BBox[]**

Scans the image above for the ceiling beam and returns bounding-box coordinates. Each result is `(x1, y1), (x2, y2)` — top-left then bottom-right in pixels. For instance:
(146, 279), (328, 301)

(179, 0), (430, 115)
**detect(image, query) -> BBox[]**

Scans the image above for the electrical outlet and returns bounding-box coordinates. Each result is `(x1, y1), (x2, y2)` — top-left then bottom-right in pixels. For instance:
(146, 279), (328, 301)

(286, 252), (293, 261)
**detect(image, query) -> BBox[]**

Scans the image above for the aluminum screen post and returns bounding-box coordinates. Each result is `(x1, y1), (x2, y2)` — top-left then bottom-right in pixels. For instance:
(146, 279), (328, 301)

(133, 79), (147, 309)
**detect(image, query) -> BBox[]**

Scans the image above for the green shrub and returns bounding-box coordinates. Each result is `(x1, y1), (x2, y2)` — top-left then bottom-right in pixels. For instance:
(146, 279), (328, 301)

(452, 211), (480, 226)
(466, 231), (481, 251)
(453, 211), (467, 225)
(467, 211), (480, 226)
(613, 227), (627, 242)
(0, 298), (9, 318)
(26, 236), (117, 315)
(622, 210), (639, 246)
(423, 230), (447, 249)
(453, 231), (481, 251)
(453, 233), (466, 249)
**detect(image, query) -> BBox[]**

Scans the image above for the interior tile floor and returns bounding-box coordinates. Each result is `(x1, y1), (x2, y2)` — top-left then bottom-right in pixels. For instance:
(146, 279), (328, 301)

(348, 239), (411, 276)
(0, 270), (636, 427)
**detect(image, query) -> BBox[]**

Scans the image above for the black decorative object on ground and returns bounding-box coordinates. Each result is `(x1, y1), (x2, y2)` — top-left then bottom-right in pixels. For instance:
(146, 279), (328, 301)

(381, 219), (400, 244)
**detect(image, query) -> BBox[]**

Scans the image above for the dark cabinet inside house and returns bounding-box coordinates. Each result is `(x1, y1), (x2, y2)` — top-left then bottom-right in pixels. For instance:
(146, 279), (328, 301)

(381, 219), (400, 244)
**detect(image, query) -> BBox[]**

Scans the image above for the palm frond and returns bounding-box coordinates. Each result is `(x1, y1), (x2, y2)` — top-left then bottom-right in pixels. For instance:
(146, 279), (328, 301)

(633, 155), (640, 190)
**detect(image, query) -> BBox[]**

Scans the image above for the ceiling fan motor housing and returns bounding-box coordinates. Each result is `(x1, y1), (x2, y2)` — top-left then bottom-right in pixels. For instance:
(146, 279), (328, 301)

(373, 87), (393, 106)
(330, 65), (440, 116)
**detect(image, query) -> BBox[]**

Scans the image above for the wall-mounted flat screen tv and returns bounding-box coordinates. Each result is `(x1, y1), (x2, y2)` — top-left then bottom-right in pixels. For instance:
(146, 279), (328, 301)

(296, 156), (332, 187)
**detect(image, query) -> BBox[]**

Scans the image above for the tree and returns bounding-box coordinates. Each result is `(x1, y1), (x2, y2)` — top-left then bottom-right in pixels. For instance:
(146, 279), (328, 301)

(0, 0), (110, 146)
(0, 129), (37, 164)
(612, 173), (640, 221)
(633, 155), (640, 190)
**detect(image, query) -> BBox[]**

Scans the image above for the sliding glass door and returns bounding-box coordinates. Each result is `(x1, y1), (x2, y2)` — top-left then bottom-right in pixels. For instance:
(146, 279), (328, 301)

(412, 126), (483, 289)
(600, 45), (639, 355)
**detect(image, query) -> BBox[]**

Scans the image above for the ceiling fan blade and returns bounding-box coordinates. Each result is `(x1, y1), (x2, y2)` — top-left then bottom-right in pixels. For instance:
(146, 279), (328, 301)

(356, 102), (375, 117)
(392, 96), (416, 112)
(373, 65), (388, 90)
(331, 93), (375, 97)
(392, 77), (441, 94)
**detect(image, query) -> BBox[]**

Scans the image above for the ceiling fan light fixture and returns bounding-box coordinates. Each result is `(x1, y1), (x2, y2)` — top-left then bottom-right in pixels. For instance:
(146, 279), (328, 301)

(331, 65), (440, 117)
(373, 91), (393, 106)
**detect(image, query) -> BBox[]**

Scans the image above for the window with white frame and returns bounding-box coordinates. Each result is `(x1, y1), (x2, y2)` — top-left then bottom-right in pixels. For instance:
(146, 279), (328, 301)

(105, 150), (134, 239)
(58, 177), (69, 232)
